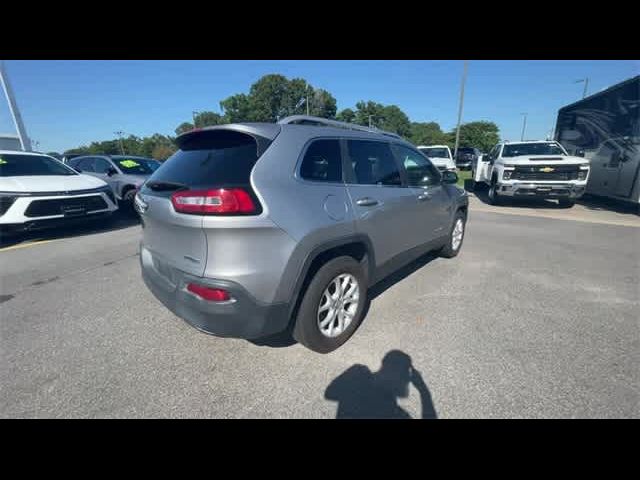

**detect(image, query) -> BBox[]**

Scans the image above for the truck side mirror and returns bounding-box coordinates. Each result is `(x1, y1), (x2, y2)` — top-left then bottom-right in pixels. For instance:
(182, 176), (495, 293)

(575, 149), (585, 157)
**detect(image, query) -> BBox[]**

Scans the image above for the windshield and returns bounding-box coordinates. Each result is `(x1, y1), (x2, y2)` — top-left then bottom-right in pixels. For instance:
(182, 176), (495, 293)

(112, 157), (155, 174)
(420, 147), (451, 159)
(0, 153), (77, 177)
(502, 143), (566, 157)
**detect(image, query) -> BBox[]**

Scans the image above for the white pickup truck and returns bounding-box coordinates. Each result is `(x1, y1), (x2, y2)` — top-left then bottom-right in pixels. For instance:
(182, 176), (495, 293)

(471, 140), (591, 207)
(417, 145), (457, 172)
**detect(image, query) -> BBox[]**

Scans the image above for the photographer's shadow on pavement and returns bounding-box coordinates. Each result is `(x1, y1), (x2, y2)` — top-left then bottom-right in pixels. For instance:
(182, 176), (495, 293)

(325, 350), (437, 419)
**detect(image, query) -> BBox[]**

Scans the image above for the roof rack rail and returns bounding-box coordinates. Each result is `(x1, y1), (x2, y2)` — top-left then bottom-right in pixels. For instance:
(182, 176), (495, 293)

(277, 115), (402, 140)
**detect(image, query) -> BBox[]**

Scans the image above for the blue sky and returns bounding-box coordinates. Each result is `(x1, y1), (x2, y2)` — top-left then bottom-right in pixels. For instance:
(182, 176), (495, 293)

(1, 60), (638, 153)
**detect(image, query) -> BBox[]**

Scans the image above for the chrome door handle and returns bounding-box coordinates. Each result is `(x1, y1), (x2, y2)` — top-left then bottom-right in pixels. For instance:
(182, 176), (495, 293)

(356, 197), (378, 207)
(417, 193), (432, 201)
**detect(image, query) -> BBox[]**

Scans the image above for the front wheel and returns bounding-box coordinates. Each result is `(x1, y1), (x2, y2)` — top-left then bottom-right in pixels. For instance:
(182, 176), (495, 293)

(439, 211), (467, 258)
(293, 256), (367, 354)
(487, 178), (501, 205)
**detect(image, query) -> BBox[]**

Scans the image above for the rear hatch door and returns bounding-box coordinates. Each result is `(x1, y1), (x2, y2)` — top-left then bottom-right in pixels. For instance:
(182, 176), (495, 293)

(137, 127), (276, 278)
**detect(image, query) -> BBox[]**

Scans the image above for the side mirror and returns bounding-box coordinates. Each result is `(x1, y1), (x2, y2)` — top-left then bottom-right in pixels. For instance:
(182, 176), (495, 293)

(442, 170), (458, 185)
(575, 149), (585, 158)
(107, 167), (118, 176)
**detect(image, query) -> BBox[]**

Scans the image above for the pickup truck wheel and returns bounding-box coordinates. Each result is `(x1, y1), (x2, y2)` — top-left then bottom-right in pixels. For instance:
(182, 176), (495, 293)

(487, 178), (501, 205)
(293, 256), (367, 354)
(439, 211), (467, 258)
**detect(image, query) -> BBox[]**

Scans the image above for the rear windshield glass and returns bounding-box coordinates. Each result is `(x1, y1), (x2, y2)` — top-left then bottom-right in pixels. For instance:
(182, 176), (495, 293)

(0, 154), (77, 177)
(502, 143), (566, 157)
(112, 157), (155, 174)
(457, 148), (474, 153)
(147, 130), (262, 189)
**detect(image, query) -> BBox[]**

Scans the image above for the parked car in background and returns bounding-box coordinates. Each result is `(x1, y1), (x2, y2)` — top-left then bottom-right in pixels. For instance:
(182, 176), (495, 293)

(0, 150), (118, 235)
(471, 140), (590, 207)
(140, 158), (162, 172)
(61, 153), (87, 164)
(67, 155), (156, 207)
(455, 147), (482, 170)
(417, 145), (456, 172)
(137, 115), (468, 353)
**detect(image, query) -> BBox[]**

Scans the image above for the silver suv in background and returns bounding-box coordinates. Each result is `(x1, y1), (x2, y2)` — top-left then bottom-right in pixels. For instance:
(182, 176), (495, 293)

(137, 116), (469, 353)
(67, 155), (156, 207)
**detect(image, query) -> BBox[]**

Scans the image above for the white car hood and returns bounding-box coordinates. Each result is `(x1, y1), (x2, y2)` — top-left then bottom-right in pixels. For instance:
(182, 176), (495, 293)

(429, 157), (456, 169)
(499, 155), (589, 166)
(0, 174), (107, 193)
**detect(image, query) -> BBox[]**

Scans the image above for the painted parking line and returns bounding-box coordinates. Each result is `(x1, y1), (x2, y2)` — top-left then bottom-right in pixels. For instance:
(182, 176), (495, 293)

(0, 239), (58, 252)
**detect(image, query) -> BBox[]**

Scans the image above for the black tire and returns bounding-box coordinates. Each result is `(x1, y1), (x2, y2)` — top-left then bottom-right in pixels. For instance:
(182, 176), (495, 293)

(558, 198), (575, 208)
(293, 256), (367, 354)
(487, 176), (501, 205)
(439, 210), (467, 258)
(121, 188), (138, 214)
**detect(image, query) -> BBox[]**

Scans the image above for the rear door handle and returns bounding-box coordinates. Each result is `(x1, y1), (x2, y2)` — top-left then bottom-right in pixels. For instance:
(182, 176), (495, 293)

(356, 197), (378, 207)
(417, 193), (432, 201)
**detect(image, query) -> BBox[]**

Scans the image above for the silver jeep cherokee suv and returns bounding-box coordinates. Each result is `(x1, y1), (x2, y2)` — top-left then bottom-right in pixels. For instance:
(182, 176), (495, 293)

(137, 116), (469, 353)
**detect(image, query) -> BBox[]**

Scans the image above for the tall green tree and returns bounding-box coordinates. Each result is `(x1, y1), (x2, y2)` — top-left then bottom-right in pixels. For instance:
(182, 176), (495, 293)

(220, 94), (252, 123)
(449, 121), (500, 153)
(193, 111), (223, 128)
(336, 108), (356, 123)
(217, 74), (338, 123)
(409, 122), (447, 146)
(175, 122), (194, 136)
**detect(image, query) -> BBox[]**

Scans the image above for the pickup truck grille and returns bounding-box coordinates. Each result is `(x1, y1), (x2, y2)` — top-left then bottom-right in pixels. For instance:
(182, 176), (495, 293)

(510, 165), (579, 181)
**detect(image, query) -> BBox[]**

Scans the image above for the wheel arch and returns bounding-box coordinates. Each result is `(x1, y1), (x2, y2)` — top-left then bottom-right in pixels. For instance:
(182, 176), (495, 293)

(283, 234), (376, 327)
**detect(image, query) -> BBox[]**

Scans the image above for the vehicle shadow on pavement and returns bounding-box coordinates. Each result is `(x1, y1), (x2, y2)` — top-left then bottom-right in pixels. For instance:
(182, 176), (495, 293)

(576, 194), (639, 215)
(468, 184), (569, 209)
(0, 210), (140, 249)
(325, 350), (437, 419)
(249, 251), (440, 349)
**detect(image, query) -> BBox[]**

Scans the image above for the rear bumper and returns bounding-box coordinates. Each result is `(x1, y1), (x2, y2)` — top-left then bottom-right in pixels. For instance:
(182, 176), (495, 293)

(140, 245), (290, 339)
(499, 183), (586, 199)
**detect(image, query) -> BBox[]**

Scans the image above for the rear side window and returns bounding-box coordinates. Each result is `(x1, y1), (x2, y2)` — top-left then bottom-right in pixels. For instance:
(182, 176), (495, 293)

(347, 140), (401, 186)
(300, 139), (342, 183)
(149, 130), (263, 189)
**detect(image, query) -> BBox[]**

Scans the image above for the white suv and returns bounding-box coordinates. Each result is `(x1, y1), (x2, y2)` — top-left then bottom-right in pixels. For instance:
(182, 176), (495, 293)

(0, 150), (119, 235)
(472, 140), (590, 207)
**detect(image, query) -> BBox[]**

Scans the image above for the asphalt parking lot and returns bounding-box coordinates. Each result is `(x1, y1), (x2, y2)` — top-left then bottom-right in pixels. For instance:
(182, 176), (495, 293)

(1, 200), (638, 418)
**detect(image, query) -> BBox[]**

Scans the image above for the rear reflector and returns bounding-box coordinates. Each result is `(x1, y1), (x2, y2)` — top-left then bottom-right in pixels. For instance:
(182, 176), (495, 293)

(171, 188), (256, 215)
(186, 283), (231, 302)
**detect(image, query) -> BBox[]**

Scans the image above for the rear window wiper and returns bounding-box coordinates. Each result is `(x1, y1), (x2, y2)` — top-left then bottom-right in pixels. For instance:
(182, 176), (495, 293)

(146, 180), (189, 191)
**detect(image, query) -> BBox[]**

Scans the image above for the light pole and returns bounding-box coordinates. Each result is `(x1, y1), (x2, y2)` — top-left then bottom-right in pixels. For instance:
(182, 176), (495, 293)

(369, 115), (373, 128)
(520, 113), (528, 141)
(114, 131), (125, 155)
(453, 60), (469, 160)
(574, 78), (589, 99)
(0, 60), (32, 151)
(306, 83), (310, 116)
(192, 110), (200, 128)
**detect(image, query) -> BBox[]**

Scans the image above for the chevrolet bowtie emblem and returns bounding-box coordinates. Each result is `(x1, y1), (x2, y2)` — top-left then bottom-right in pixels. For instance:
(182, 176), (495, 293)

(540, 167), (555, 173)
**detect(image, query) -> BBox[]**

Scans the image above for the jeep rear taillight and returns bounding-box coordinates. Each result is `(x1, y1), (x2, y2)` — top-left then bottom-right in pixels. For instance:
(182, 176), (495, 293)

(170, 188), (257, 215)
